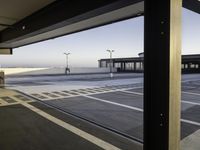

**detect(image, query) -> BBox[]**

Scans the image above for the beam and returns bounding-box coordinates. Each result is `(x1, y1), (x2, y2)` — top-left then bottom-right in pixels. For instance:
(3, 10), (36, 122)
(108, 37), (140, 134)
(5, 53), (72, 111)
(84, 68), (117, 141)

(0, 0), (198, 48)
(144, 0), (182, 150)
(183, 0), (200, 14)
(0, 0), (143, 48)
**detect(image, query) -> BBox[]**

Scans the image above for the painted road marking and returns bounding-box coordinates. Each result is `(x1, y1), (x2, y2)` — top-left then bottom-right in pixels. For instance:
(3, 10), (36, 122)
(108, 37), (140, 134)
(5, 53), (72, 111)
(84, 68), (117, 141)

(1, 96), (16, 103)
(14, 95), (31, 102)
(181, 119), (200, 127)
(122, 90), (200, 105)
(31, 93), (48, 100)
(182, 85), (196, 89)
(29, 86), (143, 101)
(181, 79), (200, 83)
(20, 102), (122, 150)
(62, 91), (79, 96)
(52, 92), (69, 97)
(120, 90), (143, 95)
(42, 92), (60, 98)
(83, 95), (143, 112)
(84, 94), (200, 127)
(119, 90), (200, 126)
(182, 91), (200, 96)
(26, 86), (200, 127)
(0, 96), (34, 107)
(182, 101), (200, 106)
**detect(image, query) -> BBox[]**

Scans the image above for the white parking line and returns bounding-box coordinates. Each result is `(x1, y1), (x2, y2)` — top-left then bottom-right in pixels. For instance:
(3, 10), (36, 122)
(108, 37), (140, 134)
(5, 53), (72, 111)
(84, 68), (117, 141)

(182, 85), (196, 89)
(27, 86), (200, 128)
(182, 101), (200, 106)
(181, 79), (200, 83)
(182, 91), (200, 96)
(119, 91), (200, 126)
(85, 91), (200, 126)
(83, 95), (143, 112)
(121, 90), (200, 106)
(21, 102), (122, 150)
(120, 90), (143, 96)
(85, 94), (200, 127)
(181, 119), (200, 127)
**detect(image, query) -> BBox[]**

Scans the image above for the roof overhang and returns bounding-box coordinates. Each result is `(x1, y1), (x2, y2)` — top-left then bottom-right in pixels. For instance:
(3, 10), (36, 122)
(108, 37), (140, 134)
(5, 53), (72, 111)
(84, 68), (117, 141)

(0, 0), (199, 48)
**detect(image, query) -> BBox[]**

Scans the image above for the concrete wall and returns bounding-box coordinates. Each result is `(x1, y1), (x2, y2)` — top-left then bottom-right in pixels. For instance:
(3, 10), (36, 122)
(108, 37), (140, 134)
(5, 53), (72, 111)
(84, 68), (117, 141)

(0, 67), (116, 76)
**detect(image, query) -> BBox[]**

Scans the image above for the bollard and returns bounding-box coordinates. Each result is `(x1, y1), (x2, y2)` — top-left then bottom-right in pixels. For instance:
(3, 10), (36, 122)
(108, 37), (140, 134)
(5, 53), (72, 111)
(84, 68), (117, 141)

(0, 71), (5, 87)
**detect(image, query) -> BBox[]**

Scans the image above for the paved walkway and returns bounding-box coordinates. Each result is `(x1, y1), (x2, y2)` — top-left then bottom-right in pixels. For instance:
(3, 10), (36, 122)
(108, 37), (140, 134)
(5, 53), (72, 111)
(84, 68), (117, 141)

(0, 88), (142, 150)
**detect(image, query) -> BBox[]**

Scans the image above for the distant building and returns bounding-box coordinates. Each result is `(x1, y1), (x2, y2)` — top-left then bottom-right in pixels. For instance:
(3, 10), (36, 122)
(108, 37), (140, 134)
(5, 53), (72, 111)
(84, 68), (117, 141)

(98, 53), (200, 73)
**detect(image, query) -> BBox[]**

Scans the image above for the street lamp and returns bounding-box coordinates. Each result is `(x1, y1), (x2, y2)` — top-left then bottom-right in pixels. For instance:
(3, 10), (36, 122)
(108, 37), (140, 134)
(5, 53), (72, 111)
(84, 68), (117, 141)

(64, 52), (70, 74)
(106, 49), (114, 78)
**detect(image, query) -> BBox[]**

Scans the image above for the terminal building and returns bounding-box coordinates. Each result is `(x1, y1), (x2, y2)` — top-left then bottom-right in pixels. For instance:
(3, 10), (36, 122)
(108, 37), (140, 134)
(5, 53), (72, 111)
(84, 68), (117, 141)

(99, 53), (200, 73)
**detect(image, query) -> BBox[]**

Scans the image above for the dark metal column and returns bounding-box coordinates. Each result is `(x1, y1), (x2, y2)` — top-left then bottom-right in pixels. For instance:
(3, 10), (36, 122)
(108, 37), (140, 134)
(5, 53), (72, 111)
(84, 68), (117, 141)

(139, 62), (142, 70)
(144, 0), (182, 150)
(123, 62), (126, 71)
(134, 61), (136, 71)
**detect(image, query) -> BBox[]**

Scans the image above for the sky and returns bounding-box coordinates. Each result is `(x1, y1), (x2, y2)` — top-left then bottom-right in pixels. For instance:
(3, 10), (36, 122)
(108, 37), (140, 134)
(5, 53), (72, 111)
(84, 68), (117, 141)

(0, 8), (200, 68)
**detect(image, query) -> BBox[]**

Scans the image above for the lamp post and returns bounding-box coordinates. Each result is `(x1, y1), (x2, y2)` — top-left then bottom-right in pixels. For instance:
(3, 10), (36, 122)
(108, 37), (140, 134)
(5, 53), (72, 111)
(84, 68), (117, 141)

(106, 49), (114, 78)
(64, 52), (70, 74)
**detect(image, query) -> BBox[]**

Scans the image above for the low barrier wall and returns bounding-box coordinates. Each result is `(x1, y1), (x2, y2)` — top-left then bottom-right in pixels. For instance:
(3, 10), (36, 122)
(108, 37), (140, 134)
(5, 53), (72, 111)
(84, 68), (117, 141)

(0, 67), (117, 76)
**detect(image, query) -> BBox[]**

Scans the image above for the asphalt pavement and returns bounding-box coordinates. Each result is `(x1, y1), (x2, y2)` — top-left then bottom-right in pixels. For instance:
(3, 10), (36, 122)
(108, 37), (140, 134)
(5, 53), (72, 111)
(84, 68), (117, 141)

(1, 73), (200, 150)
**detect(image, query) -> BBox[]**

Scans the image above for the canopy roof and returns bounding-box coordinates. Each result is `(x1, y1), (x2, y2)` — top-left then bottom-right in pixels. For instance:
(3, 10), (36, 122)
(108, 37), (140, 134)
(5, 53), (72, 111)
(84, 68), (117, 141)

(0, 0), (199, 48)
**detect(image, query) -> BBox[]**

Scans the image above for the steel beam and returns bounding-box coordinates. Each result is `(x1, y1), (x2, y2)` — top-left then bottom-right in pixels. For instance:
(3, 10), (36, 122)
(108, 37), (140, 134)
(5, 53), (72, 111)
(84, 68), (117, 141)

(144, 0), (182, 150)
(183, 0), (200, 14)
(0, 0), (143, 48)
(0, 0), (198, 49)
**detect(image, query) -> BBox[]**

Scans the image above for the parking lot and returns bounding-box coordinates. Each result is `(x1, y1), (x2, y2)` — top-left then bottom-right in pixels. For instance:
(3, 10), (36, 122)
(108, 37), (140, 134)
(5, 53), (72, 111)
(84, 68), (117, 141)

(1, 73), (200, 150)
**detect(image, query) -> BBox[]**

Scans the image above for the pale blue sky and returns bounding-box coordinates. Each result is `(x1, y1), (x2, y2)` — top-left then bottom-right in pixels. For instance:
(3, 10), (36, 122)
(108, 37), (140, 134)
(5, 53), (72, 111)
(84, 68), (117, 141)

(0, 8), (199, 67)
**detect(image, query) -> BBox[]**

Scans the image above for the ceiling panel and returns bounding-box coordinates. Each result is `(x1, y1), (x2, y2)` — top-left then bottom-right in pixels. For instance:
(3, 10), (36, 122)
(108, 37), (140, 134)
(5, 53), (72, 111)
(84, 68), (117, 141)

(0, 0), (55, 31)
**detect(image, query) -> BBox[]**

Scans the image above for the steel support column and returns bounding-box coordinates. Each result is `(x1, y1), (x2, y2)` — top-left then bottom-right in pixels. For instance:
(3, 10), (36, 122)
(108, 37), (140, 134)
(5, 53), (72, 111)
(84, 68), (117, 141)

(134, 61), (136, 71)
(144, 0), (182, 150)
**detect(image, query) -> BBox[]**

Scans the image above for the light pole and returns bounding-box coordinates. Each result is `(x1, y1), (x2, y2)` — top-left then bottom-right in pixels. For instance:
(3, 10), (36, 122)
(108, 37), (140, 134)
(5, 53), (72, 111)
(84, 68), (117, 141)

(106, 49), (114, 78)
(64, 52), (70, 74)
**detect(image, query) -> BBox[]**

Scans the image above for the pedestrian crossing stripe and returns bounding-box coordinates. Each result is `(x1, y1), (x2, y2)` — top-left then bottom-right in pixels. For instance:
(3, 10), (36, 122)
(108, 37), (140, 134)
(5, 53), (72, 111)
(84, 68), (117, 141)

(29, 84), (142, 101)
(0, 95), (34, 107)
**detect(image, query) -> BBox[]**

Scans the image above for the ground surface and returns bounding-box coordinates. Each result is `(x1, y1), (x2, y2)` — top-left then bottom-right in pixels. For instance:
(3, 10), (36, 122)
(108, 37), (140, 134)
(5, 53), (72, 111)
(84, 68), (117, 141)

(0, 73), (200, 150)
